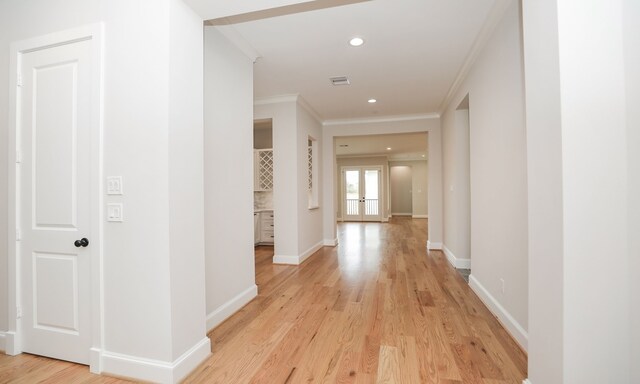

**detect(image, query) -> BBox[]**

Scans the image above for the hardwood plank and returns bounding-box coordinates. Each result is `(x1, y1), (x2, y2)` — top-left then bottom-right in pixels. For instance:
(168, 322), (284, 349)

(0, 217), (527, 383)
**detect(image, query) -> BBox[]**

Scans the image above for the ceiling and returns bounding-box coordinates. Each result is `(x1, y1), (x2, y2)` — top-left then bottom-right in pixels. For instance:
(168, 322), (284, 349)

(335, 132), (428, 160)
(213, 0), (496, 120)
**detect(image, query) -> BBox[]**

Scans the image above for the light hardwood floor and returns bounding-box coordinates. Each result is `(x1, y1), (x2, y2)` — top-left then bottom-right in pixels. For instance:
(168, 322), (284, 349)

(0, 218), (527, 383)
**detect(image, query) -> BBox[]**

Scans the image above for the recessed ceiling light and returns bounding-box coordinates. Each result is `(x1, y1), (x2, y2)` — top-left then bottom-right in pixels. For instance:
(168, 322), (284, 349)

(368, 99), (377, 103)
(386, 147), (392, 151)
(349, 37), (364, 47)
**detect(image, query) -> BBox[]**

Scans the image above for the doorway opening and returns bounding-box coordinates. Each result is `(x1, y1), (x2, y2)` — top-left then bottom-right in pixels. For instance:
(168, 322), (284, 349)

(455, 95), (471, 282)
(253, 119), (275, 274)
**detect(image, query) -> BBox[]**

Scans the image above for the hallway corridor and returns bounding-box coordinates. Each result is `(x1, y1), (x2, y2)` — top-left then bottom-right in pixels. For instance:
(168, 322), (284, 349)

(0, 218), (527, 383)
(190, 218), (527, 383)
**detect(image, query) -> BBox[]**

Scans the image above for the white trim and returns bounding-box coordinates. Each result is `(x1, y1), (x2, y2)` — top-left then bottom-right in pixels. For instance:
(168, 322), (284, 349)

(2, 332), (18, 355)
(274, 240), (324, 265)
(469, 274), (528, 351)
(392, 212), (413, 216)
(438, 0), (513, 114)
(206, 285), (258, 331)
(443, 245), (471, 269)
(299, 241), (324, 264)
(254, 94), (298, 105)
(323, 238), (338, 247)
(273, 254), (300, 264)
(323, 113), (440, 127)
(0, 332), (5, 352)
(297, 95), (323, 124)
(8, 23), (104, 369)
(101, 337), (211, 384)
(523, 379), (532, 384)
(381, 217), (389, 223)
(427, 241), (442, 250)
(214, 25), (261, 63)
(412, 214), (428, 219)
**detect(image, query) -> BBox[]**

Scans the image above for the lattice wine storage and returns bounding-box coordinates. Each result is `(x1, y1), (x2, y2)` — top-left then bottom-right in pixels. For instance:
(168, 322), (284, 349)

(257, 149), (273, 190)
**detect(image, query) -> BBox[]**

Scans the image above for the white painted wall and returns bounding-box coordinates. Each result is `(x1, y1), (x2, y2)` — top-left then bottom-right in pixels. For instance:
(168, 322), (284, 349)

(167, 0), (208, 361)
(522, 0), (564, 381)
(204, 27), (257, 327)
(296, 104), (324, 257)
(390, 166), (412, 215)
(442, 108), (471, 262)
(322, 117), (442, 246)
(625, 1), (640, 382)
(557, 1), (630, 382)
(389, 161), (428, 217)
(441, 1), (528, 345)
(524, 0), (637, 382)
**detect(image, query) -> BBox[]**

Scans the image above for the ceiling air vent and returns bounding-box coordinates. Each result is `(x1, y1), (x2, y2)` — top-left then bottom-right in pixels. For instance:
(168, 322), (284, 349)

(329, 76), (350, 86)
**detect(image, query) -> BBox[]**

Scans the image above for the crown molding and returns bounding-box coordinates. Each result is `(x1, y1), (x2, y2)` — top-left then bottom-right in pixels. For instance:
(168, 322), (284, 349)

(438, 0), (513, 114)
(296, 95), (323, 124)
(211, 25), (261, 63)
(323, 113), (440, 127)
(254, 94), (299, 105)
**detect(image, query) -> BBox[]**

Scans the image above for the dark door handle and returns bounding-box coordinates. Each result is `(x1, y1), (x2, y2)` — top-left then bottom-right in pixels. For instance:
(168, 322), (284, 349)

(74, 238), (89, 247)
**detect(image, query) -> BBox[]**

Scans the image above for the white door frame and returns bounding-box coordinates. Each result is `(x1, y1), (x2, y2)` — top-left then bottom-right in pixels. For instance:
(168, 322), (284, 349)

(341, 166), (383, 222)
(7, 24), (104, 372)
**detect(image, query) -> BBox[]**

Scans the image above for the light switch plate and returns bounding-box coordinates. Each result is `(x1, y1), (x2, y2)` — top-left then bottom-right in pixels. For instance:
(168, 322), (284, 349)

(107, 203), (124, 222)
(107, 176), (123, 195)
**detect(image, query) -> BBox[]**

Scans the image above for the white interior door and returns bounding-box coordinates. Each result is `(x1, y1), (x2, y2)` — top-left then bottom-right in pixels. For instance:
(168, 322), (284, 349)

(342, 167), (382, 222)
(19, 38), (94, 364)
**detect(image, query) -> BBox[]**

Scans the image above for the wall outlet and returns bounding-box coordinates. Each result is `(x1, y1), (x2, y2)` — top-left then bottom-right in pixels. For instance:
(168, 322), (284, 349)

(500, 278), (505, 294)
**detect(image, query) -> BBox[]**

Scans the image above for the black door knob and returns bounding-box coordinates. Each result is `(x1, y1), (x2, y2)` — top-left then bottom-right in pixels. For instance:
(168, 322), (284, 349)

(74, 238), (89, 247)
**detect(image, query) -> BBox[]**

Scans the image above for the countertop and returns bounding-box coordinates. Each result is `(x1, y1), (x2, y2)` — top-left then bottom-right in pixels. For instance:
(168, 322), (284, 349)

(254, 209), (274, 213)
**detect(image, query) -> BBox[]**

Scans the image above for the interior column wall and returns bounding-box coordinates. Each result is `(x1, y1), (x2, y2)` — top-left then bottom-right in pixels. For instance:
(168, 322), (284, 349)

(522, 0), (564, 381)
(625, 1), (640, 381)
(203, 27), (257, 329)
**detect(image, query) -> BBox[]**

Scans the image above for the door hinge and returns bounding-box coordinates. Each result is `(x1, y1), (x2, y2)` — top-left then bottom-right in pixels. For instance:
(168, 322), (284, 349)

(16, 306), (22, 319)
(15, 229), (21, 241)
(17, 73), (22, 88)
(15, 150), (22, 163)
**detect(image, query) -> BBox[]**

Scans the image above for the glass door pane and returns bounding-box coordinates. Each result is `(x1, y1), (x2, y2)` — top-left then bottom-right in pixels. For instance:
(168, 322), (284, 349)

(364, 169), (380, 216)
(345, 170), (360, 216)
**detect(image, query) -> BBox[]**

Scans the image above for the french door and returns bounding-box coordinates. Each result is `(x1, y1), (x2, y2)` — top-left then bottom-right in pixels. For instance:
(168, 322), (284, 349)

(342, 167), (382, 221)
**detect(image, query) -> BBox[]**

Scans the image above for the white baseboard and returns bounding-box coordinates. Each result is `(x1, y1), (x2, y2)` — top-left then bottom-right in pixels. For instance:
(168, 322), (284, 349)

(299, 241), (324, 264)
(206, 285), (258, 331)
(412, 214), (428, 219)
(523, 379), (532, 384)
(469, 274), (528, 352)
(273, 254), (300, 264)
(274, 241), (324, 265)
(391, 212), (412, 216)
(443, 245), (471, 269)
(101, 337), (211, 384)
(427, 240), (442, 250)
(382, 217), (389, 222)
(323, 238), (338, 247)
(2, 331), (18, 355)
